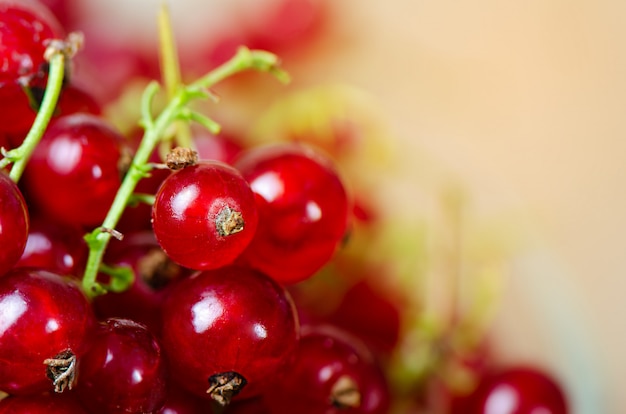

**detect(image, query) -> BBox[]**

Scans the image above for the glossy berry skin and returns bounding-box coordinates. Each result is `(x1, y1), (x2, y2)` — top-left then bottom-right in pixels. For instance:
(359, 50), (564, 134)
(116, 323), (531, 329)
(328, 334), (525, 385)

(160, 266), (299, 403)
(0, 170), (29, 277)
(466, 366), (568, 414)
(0, 0), (65, 134)
(0, 393), (87, 413)
(294, 278), (402, 358)
(152, 161), (258, 271)
(22, 113), (125, 227)
(266, 324), (390, 414)
(0, 268), (96, 395)
(15, 216), (87, 277)
(93, 231), (192, 334)
(0, 0), (64, 87)
(75, 318), (168, 414)
(234, 143), (350, 284)
(193, 127), (244, 165)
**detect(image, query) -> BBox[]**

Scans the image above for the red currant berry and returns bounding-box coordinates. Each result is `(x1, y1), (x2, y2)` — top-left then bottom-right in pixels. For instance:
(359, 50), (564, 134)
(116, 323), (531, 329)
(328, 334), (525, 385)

(0, 0), (64, 86)
(92, 231), (192, 334)
(160, 266), (299, 405)
(152, 160), (258, 270)
(75, 318), (168, 414)
(54, 82), (102, 116)
(39, 0), (77, 30)
(466, 366), (569, 414)
(0, 0), (65, 134)
(5, 82), (102, 147)
(193, 127), (244, 165)
(0, 393), (87, 413)
(15, 216), (87, 277)
(0, 268), (96, 395)
(0, 170), (29, 277)
(266, 324), (390, 414)
(234, 143), (350, 284)
(296, 278), (402, 357)
(244, 0), (326, 54)
(22, 113), (126, 227)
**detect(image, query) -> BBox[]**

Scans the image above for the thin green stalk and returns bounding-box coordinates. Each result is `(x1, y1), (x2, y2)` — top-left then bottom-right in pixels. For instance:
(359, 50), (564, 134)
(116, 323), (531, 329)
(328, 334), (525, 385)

(81, 47), (289, 298)
(0, 53), (65, 182)
(158, 3), (193, 149)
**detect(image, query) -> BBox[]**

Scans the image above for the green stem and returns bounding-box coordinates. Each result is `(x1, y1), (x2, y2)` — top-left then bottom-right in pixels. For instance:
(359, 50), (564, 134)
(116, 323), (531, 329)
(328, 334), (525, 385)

(81, 46), (289, 298)
(158, 3), (193, 149)
(193, 47), (290, 90)
(0, 53), (65, 182)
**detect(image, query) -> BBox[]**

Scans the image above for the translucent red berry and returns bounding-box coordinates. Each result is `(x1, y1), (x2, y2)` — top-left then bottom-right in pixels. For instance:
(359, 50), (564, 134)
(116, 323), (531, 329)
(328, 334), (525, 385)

(266, 324), (390, 414)
(22, 113), (125, 227)
(92, 231), (192, 334)
(0, 268), (96, 395)
(15, 216), (87, 277)
(152, 161), (258, 271)
(465, 366), (569, 414)
(0, 170), (29, 277)
(0, 0), (65, 135)
(74, 318), (168, 414)
(234, 143), (350, 284)
(192, 127), (244, 165)
(0, 0), (64, 86)
(160, 265), (299, 405)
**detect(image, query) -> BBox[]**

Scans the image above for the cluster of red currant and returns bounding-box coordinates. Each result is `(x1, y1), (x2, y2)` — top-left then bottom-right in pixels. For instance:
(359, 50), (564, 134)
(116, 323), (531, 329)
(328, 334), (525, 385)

(0, 0), (571, 413)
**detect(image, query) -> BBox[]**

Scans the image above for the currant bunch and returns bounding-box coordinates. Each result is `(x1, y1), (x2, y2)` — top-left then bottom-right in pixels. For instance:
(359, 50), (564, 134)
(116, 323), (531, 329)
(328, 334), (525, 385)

(0, 0), (574, 413)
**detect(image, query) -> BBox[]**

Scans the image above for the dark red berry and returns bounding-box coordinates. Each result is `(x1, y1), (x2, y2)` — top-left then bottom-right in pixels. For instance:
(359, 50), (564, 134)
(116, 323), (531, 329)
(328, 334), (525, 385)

(0, 0), (65, 135)
(39, 0), (77, 29)
(297, 278), (402, 357)
(22, 113), (126, 227)
(244, 0), (326, 54)
(266, 324), (390, 414)
(160, 266), (299, 404)
(0, 170), (29, 277)
(0, 268), (96, 395)
(152, 161), (258, 271)
(75, 318), (168, 414)
(234, 143), (350, 284)
(0, 0), (64, 87)
(54, 82), (102, 117)
(92, 231), (192, 334)
(6, 82), (103, 148)
(465, 366), (569, 414)
(15, 216), (87, 277)
(193, 127), (244, 165)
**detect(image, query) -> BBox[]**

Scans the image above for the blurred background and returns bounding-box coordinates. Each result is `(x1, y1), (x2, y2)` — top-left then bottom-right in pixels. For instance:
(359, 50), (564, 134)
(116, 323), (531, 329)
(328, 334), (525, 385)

(57, 0), (622, 412)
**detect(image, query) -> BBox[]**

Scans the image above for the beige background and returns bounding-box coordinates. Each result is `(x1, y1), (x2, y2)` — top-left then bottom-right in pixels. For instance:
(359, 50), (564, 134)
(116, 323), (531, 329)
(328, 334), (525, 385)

(311, 3), (619, 413)
(77, 1), (621, 412)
